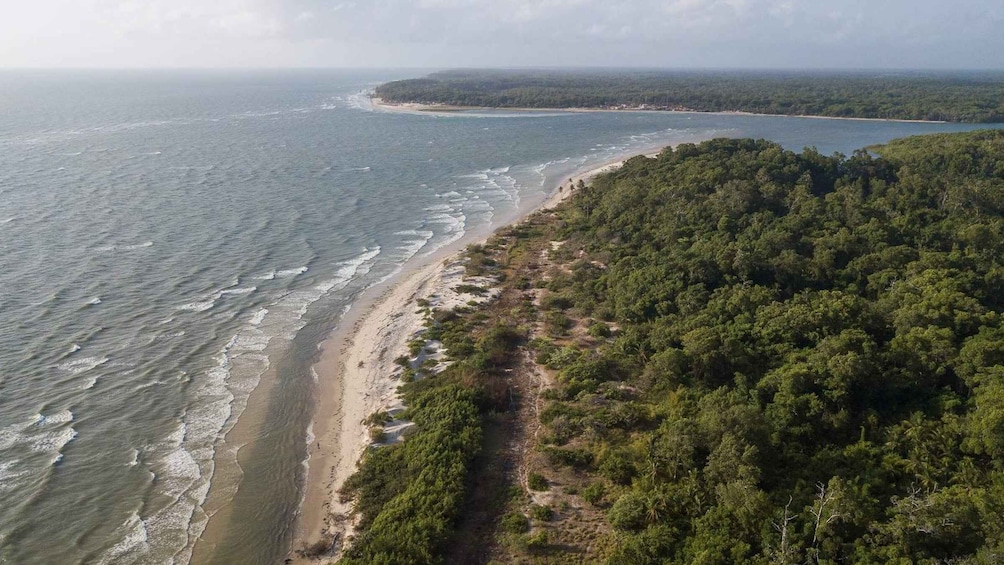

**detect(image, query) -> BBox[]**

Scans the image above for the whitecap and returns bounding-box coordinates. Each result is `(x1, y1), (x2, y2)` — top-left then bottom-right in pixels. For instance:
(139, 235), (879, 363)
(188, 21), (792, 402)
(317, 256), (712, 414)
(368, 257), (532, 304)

(127, 449), (139, 467)
(97, 511), (149, 565)
(69, 343), (81, 354)
(0, 460), (26, 492)
(252, 270), (276, 280)
(30, 427), (77, 453)
(120, 241), (153, 250)
(35, 410), (74, 426)
(232, 333), (270, 352)
(218, 287), (256, 297)
(275, 266), (308, 278)
(249, 308), (268, 325)
(176, 301), (215, 312)
(87, 297), (102, 306)
(58, 356), (108, 374)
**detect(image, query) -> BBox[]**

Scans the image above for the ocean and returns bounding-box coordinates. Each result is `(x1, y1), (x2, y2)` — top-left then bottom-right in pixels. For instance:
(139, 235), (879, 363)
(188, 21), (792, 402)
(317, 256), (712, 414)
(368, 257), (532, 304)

(0, 69), (995, 564)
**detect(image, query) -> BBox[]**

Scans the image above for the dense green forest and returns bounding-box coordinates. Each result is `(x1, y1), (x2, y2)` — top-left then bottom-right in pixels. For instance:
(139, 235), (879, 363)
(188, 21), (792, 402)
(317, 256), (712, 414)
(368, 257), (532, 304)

(333, 130), (1004, 564)
(524, 130), (1004, 563)
(375, 70), (1004, 123)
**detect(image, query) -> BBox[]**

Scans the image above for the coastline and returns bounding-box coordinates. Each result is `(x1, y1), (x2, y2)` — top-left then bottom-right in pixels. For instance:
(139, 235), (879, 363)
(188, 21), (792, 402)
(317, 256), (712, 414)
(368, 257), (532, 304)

(370, 96), (949, 124)
(289, 153), (644, 562)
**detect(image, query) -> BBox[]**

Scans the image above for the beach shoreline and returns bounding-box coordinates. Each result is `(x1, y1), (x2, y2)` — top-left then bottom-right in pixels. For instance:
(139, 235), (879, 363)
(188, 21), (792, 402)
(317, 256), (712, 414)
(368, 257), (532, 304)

(288, 152), (646, 562)
(370, 96), (948, 124)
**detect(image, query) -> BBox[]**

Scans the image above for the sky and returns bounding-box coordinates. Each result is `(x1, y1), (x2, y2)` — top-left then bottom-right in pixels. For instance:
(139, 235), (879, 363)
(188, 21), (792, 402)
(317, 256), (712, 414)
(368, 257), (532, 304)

(1, 0), (1002, 69)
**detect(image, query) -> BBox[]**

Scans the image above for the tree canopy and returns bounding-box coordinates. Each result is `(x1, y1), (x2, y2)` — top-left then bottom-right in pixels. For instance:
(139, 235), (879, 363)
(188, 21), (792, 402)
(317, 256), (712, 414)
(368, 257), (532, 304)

(375, 70), (1004, 123)
(523, 129), (1004, 563)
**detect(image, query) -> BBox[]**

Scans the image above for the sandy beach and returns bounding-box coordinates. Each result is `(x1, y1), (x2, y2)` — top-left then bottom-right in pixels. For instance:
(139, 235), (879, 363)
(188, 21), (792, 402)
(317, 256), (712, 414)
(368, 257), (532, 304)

(289, 154), (640, 562)
(370, 96), (947, 124)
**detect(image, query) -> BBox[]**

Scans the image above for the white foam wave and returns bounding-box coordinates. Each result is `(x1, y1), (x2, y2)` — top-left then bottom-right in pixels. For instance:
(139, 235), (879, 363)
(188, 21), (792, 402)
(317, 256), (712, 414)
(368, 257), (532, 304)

(177, 301), (215, 312)
(249, 308), (268, 326)
(232, 334), (270, 352)
(276, 266), (308, 278)
(58, 356), (108, 374)
(94, 241), (153, 252)
(0, 460), (27, 493)
(346, 91), (374, 111)
(97, 511), (150, 565)
(105, 246), (386, 564)
(127, 449), (140, 467)
(87, 297), (102, 306)
(35, 410), (74, 426)
(218, 287), (256, 297)
(252, 270), (276, 280)
(1, 216), (16, 224)
(31, 427), (77, 453)
(69, 343), (82, 354)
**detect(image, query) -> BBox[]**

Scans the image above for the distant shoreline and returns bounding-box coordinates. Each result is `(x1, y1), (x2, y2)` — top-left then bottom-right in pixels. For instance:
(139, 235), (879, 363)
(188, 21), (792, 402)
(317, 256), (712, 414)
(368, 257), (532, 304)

(370, 96), (949, 124)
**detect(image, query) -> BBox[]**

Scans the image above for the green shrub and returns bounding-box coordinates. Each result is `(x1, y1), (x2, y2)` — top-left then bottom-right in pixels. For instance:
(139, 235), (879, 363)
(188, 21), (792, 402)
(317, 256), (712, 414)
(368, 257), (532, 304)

(587, 321), (611, 338)
(501, 511), (530, 534)
(545, 311), (573, 335)
(526, 530), (549, 549)
(582, 482), (606, 506)
(530, 504), (554, 522)
(528, 472), (549, 491)
(608, 492), (647, 531)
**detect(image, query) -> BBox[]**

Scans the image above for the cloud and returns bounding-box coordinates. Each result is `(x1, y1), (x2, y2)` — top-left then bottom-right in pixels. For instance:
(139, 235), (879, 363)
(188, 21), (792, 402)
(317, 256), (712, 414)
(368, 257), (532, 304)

(0, 0), (1001, 68)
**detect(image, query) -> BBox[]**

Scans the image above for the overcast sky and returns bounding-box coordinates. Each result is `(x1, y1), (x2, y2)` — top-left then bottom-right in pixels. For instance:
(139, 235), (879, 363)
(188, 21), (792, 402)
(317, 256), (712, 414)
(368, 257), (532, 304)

(2, 0), (1001, 69)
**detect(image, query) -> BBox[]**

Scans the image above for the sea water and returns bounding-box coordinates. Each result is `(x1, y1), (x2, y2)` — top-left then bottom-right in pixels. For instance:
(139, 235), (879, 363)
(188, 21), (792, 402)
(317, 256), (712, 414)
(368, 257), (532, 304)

(0, 69), (994, 564)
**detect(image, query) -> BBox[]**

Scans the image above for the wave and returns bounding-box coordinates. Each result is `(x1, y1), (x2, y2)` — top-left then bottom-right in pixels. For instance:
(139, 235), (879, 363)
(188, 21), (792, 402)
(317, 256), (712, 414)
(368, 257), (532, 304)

(121, 241), (154, 250)
(87, 297), (102, 306)
(58, 356), (108, 374)
(97, 511), (149, 565)
(218, 287), (256, 297)
(0, 459), (27, 494)
(34, 410), (74, 426)
(249, 308), (268, 326)
(30, 427), (77, 453)
(275, 266), (308, 278)
(346, 91), (374, 112)
(95, 242), (153, 252)
(176, 301), (214, 312)
(101, 246), (386, 563)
